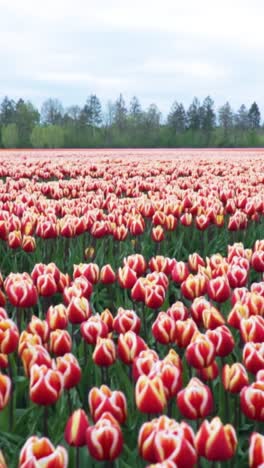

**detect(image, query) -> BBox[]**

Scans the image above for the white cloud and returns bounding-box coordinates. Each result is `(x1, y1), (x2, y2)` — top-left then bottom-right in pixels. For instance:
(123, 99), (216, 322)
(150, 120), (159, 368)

(1, 0), (264, 113)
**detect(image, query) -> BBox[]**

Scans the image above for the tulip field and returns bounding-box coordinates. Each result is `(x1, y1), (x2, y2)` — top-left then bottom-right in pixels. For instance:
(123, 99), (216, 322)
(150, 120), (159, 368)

(1, 148), (264, 467)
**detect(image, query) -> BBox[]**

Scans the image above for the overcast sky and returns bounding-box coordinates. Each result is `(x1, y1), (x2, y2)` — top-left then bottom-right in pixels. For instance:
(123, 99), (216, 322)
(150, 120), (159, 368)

(1, 0), (264, 115)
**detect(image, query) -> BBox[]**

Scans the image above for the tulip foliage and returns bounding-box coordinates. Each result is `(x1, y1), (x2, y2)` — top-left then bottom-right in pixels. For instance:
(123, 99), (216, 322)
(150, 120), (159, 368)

(0, 149), (264, 467)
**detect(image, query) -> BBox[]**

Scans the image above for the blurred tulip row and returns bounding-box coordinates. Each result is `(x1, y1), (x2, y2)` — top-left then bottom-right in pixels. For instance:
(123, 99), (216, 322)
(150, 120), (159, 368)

(0, 152), (264, 467)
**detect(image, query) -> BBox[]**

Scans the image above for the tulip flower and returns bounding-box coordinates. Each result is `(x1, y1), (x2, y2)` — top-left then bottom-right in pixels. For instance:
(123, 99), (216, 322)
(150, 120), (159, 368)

(240, 381), (264, 421)
(0, 373), (11, 410)
(249, 432), (264, 468)
(167, 301), (189, 321)
(73, 262), (100, 284)
(19, 436), (68, 467)
(93, 337), (116, 367)
(195, 417), (237, 461)
(55, 353), (81, 389)
(113, 307), (141, 334)
(100, 264), (116, 284)
(181, 274), (207, 300)
(81, 314), (108, 345)
(49, 329), (72, 356)
(177, 377), (213, 420)
(243, 342), (264, 374)
(132, 349), (159, 381)
(145, 284), (166, 309)
(118, 265), (138, 289)
(86, 412), (123, 461)
(117, 331), (147, 365)
(222, 363), (249, 393)
(27, 315), (49, 343)
(138, 416), (195, 466)
(4, 273), (38, 308)
(0, 318), (19, 354)
(46, 304), (68, 330)
(89, 385), (127, 424)
(64, 409), (89, 446)
(175, 318), (198, 348)
(171, 261), (190, 284)
(29, 364), (63, 406)
(136, 375), (167, 414)
(186, 333), (216, 369)
(207, 275), (231, 303)
(152, 312), (176, 344)
(240, 315), (264, 343)
(123, 254), (147, 276)
(67, 296), (92, 324)
(21, 344), (52, 377)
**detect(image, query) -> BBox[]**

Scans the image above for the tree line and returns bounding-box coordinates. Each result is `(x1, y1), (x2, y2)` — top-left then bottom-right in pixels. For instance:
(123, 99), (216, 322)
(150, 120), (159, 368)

(0, 95), (263, 148)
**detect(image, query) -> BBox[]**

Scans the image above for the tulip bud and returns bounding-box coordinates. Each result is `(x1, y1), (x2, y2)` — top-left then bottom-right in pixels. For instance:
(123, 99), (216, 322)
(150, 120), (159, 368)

(195, 417), (237, 461)
(47, 304), (68, 330)
(136, 375), (167, 414)
(251, 251), (264, 272)
(5, 273), (38, 308)
(222, 363), (249, 393)
(240, 316), (264, 343)
(181, 274), (207, 300)
(89, 385), (127, 424)
(118, 266), (138, 289)
(22, 344), (52, 377)
(145, 284), (166, 309)
(49, 329), (72, 356)
(240, 381), (264, 421)
(149, 256), (170, 275)
(132, 350), (159, 381)
(207, 276), (231, 303)
(113, 307), (141, 334)
(249, 432), (264, 468)
(150, 361), (183, 399)
(64, 409), (89, 447)
(8, 230), (22, 249)
(86, 413), (123, 461)
(27, 315), (49, 343)
(19, 436), (68, 467)
(177, 377), (213, 419)
(56, 353), (81, 389)
(100, 264), (116, 284)
(206, 325), (234, 357)
(171, 261), (190, 284)
(73, 263), (100, 284)
(117, 331), (147, 365)
(81, 314), (108, 345)
(243, 342), (264, 374)
(123, 254), (147, 276)
(186, 334), (216, 369)
(100, 308), (114, 331)
(93, 337), (116, 367)
(188, 253), (205, 272)
(67, 297), (92, 324)
(152, 312), (176, 345)
(0, 373), (11, 410)
(227, 265), (248, 288)
(175, 318), (198, 348)
(197, 360), (219, 382)
(0, 318), (19, 354)
(29, 364), (63, 406)
(151, 225), (164, 242)
(22, 235), (36, 253)
(167, 301), (189, 321)
(37, 273), (57, 297)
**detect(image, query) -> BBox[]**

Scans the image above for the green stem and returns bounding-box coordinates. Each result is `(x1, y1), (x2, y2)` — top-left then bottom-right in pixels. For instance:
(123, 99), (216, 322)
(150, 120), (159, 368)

(67, 390), (73, 415)
(75, 446), (80, 468)
(43, 405), (49, 437)
(8, 355), (14, 431)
